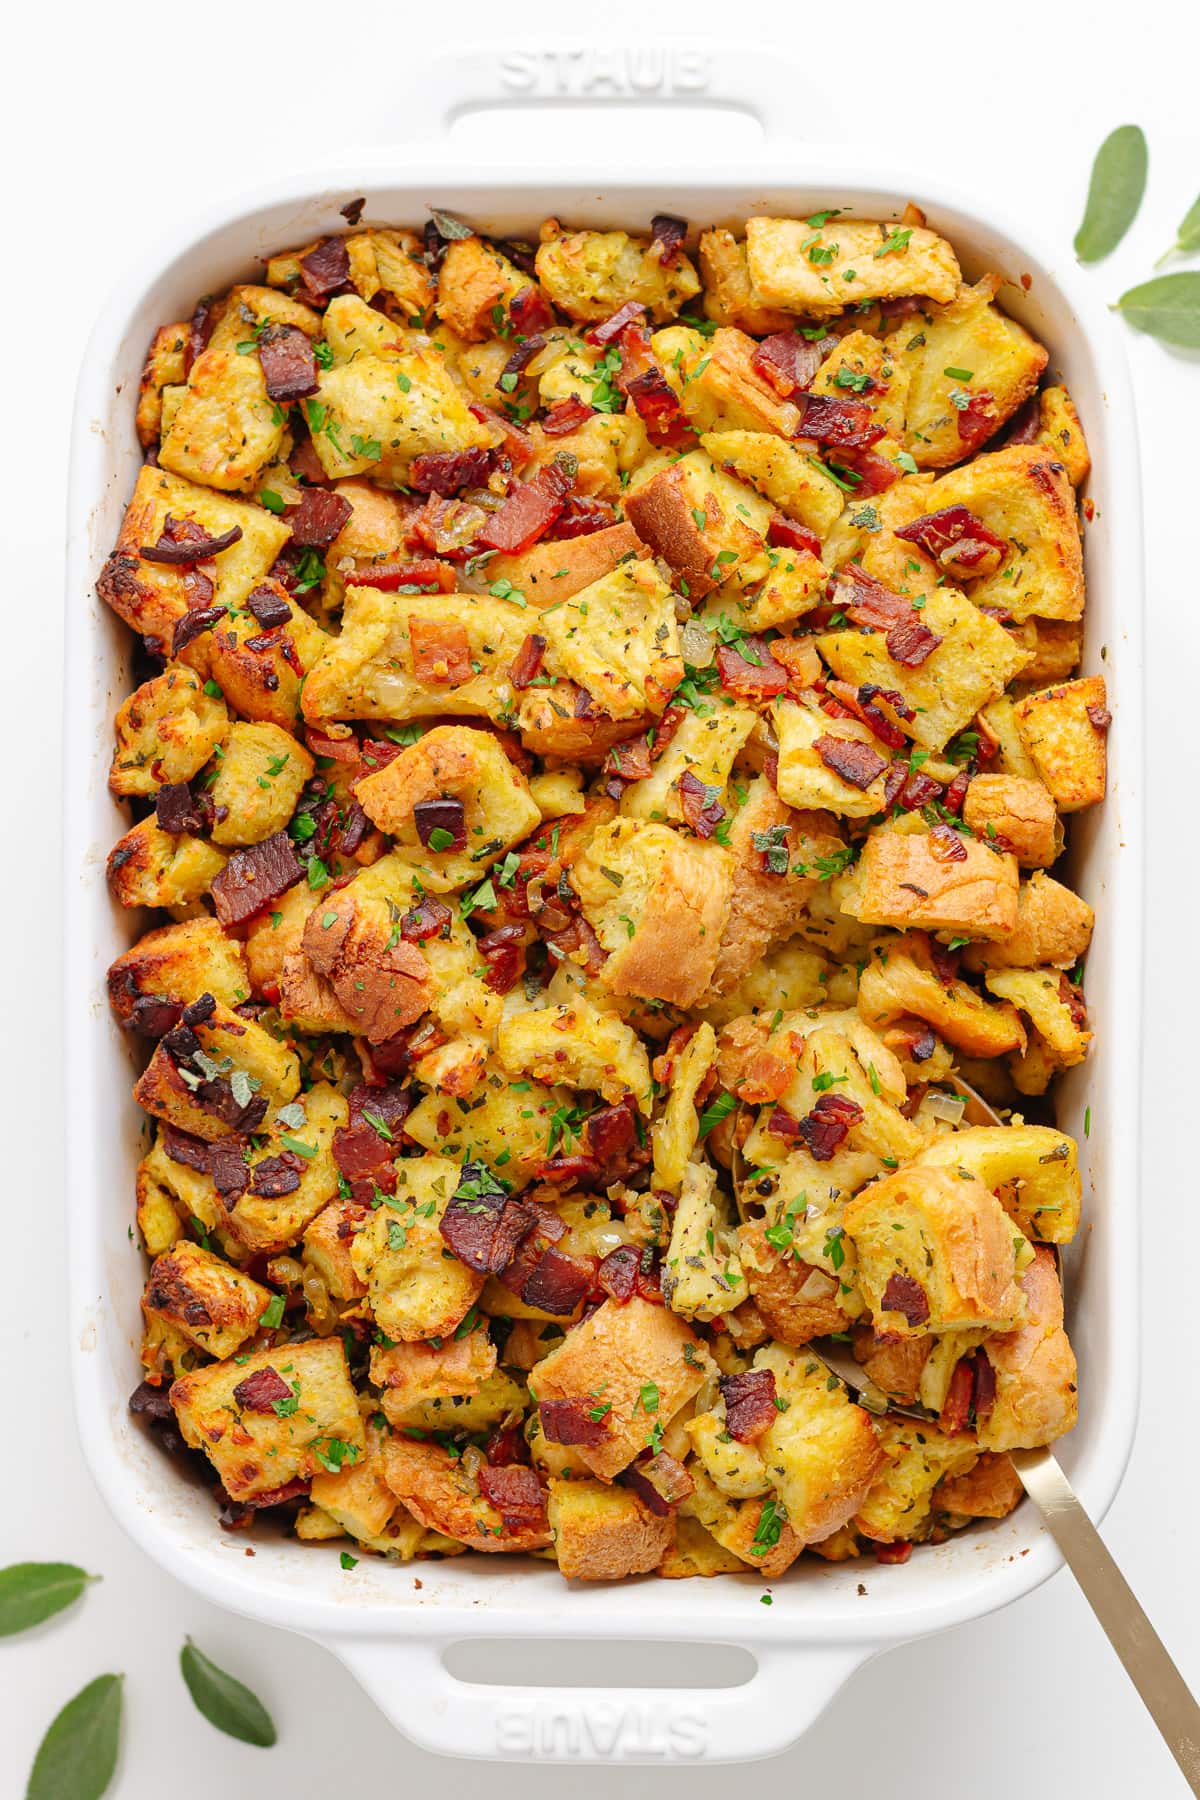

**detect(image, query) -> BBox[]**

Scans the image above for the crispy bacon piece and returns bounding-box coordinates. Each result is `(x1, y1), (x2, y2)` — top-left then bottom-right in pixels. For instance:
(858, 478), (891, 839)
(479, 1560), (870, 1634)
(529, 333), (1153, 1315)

(287, 487), (352, 548)
(939, 1356), (975, 1435)
(142, 517), (242, 564)
(249, 1154), (302, 1198)
(211, 831), (302, 926)
(814, 734), (887, 791)
(155, 781), (204, 836)
(408, 447), (495, 497)
(522, 1244), (595, 1314)
(555, 494), (617, 538)
(470, 400), (535, 470)
(678, 770), (725, 839)
(509, 283), (556, 335)
(1059, 974), (1088, 1030)
(752, 331), (824, 398)
(477, 923), (526, 996)
(767, 514), (822, 558)
(1001, 396), (1041, 446)
(880, 1272), (930, 1327)
(331, 1083), (413, 1196)
(875, 1540), (914, 1564)
(797, 1092), (864, 1161)
(650, 213), (688, 267)
(603, 734), (654, 785)
(826, 681), (909, 751)
(732, 1048), (794, 1106)
(186, 297), (216, 377)
(244, 584), (291, 630)
(716, 639), (789, 698)
(886, 613), (943, 667)
(928, 822), (968, 863)
(509, 633), (547, 690)
(797, 394), (885, 449)
(400, 891), (453, 943)
(584, 300), (646, 348)
(834, 449), (900, 495)
(207, 1138), (250, 1201)
(542, 912), (608, 976)
(833, 566), (910, 628)
(620, 1450), (695, 1516)
(594, 1243), (641, 1302)
(478, 464), (572, 554)
(257, 325), (319, 403)
(345, 559), (455, 593)
(232, 1366), (293, 1413)
(409, 616), (473, 683)
(883, 763), (944, 812)
(539, 1397), (610, 1446)
(171, 604), (225, 657)
(972, 1350), (997, 1423)
(439, 1164), (535, 1273)
(616, 324), (695, 448)
(540, 396), (594, 439)
(535, 1154), (602, 1191)
(720, 1369), (778, 1443)
(942, 769), (970, 815)
(1087, 704), (1112, 733)
(765, 1106), (801, 1141)
(297, 236), (351, 304)
(162, 1124), (210, 1169)
(895, 505), (1007, 574)
(413, 797), (466, 851)
(586, 1097), (638, 1165)
(477, 1462), (548, 1530)
(928, 938), (961, 987)
(500, 332), (547, 384)
(955, 389), (999, 454)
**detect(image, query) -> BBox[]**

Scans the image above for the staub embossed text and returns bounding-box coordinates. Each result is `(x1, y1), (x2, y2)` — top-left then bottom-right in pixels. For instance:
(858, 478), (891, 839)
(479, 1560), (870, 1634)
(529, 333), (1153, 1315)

(498, 49), (712, 99)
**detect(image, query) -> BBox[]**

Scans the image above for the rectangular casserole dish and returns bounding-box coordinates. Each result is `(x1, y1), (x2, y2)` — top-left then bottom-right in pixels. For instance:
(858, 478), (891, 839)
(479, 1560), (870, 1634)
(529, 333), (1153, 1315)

(65, 44), (1145, 1765)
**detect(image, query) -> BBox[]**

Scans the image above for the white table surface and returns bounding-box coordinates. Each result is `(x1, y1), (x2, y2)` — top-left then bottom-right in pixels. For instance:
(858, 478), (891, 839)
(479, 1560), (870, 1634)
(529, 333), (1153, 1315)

(4, 2), (1197, 1790)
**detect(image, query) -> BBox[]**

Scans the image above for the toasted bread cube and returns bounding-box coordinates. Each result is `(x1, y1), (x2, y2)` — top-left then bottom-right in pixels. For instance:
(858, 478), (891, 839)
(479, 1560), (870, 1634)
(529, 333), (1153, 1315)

(547, 1478), (675, 1580)
(497, 999), (651, 1110)
(620, 704), (757, 827)
(294, 1504), (346, 1541)
(961, 774), (1059, 868)
(662, 1162), (745, 1322)
(482, 522), (645, 609)
(1014, 676), (1108, 813)
(684, 1407), (770, 1499)
(963, 871), (1094, 973)
(844, 827), (1019, 940)
(107, 818), (226, 911)
(536, 557), (683, 720)
(204, 584), (330, 729)
(753, 1343), (885, 1544)
(852, 1329), (932, 1406)
(529, 1296), (713, 1482)
(383, 1370), (528, 1436)
(625, 449), (770, 600)
(926, 446), (1083, 624)
(170, 1337), (364, 1504)
(899, 277), (1048, 468)
(134, 1133), (237, 1255)
(535, 226), (699, 324)
(289, 857), (435, 1042)
(700, 428), (844, 538)
(370, 1328), (496, 1411)
(207, 722), (314, 847)
(844, 1166), (1030, 1336)
(744, 217), (960, 317)
(353, 725), (540, 893)
(977, 1247), (1077, 1451)
(109, 664), (229, 798)
(737, 1215), (851, 1345)
(811, 329), (910, 440)
(224, 1083), (348, 1257)
(773, 698), (892, 818)
(857, 935), (1027, 1057)
(681, 1466), (802, 1576)
(268, 229), (433, 317)
(1037, 385), (1090, 485)
(348, 1154), (484, 1342)
(133, 1000), (300, 1142)
(657, 1512), (749, 1578)
(382, 1434), (551, 1552)
(435, 237), (532, 340)
(406, 1064), (566, 1179)
(1006, 618), (1083, 686)
(697, 229), (794, 334)
(664, 325), (807, 439)
(574, 818), (733, 1009)
(136, 321), (189, 446)
(135, 1147), (187, 1257)
(108, 918), (249, 1026)
(301, 1200), (370, 1302)
(934, 1451), (1023, 1521)
(142, 1240), (269, 1357)
(651, 1022), (716, 1190)
(914, 1123), (1081, 1244)
(855, 1415), (979, 1543)
(96, 466), (289, 655)
(310, 1420), (397, 1543)
(985, 968), (1091, 1068)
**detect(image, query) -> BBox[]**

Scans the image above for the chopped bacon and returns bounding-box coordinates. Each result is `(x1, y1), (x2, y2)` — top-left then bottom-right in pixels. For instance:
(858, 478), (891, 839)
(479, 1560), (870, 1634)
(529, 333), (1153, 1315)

(332, 1107), (400, 1190)
(616, 324), (695, 448)
(939, 1357), (975, 1435)
(751, 331), (823, 398)
(733, 1048), (795, 1106)
(766, 1106), (801, 1141)
(942, 769), (970, 815)
(955, 390), (999, 454)
(257, 325), (319, 403)
(412, 797), (466, 851)
(835, 449), (901, 495)
(1087, 704), (1112, 733)
(767, 514), (822, 558)
(483, 1423), (529, 1467)
(285, 487), (352, 550)
(232, 1366), (293, 1413)
(928, 938), (961, 987)
(161, 1123), (210, 1169)
(720, 1369), (778, 1442)
(500, 331), (547, 384)
(249, 1154), (303, 1198)
(392, 894), (449, 948)
(522, 1244), (595, 1314)
(929, 822), (968, 862)
(207, 1138), (250, 1201)
(797, 1092), (864, 1162)
(833, 566), (910, 628)
(814, 734), (887, 791)
(883, 764), (943, 812)
(542, 912), (608, 976)
(716, 640), (790, 697)
(142, 516), (242, 564)
(972, 1350), (997, 1423)
(604, 734), (653, 784)
(1059, 974), (1088, 1030)
(243, 584), (291, 630)
(469, 400), (535, 470)
(155, 781), (204, 836)
(826, 681), (909, 750)
(185, 297), (216, 377)
(586, 1097), (639, 1164)
(886, 613), (943, 667)
(594, 1244), (641, 1302)
(584, 299), (646, 348)
(508, 284), (556, 336)
(345, 559), (455, 593)
(409, 617), (473, 683)
(171, 604), (225, 657)
(1002, 396), (1041, 446)
(297, 236), (351, 304)
(797, 394), (885, 449)
(880, 1272), (930, 1326)
(509, 633), (547, 689)
(539, 1397), (610, 1446)
(678, 769), (725, 839)
(440, 1179), (536, 1276)
(534, 1154), (602, 1191)
(478, 464), (572, 554)
(895, 505), (1007, 574)
(620, 1450), (695, 1516)
(477, 1462), (548, 1530)
(126, 994), (185, 1040)
(409, 447), (496, 497)
(542, 394), (596, 436)
(211, 831), (302, 926)
(650, 213), (688, 267)
(555, 494), (617, 538)
(875, 1540), (914, 1565)
(477, 923), (526, 995)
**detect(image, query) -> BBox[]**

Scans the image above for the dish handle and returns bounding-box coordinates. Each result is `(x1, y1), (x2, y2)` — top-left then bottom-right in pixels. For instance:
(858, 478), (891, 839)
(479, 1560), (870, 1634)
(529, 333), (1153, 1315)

(327, 1633), (870, 1764)
(397, 43), (803, 148)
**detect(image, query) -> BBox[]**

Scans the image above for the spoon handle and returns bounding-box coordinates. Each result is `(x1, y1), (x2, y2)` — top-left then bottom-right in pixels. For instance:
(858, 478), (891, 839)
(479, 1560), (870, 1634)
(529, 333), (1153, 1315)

(1012, 1446), (1200, 1792)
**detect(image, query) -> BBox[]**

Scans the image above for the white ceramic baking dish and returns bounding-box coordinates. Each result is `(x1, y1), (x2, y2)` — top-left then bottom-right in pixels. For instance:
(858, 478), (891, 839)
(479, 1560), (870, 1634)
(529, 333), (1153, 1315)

(65, 44), (1145, 1765)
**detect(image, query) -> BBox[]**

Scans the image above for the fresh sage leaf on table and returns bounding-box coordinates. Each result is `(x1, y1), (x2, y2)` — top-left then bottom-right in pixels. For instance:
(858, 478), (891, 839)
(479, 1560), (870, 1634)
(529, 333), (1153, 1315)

(26, 1673), (123, 1800)
(0, 1562), (100, 1637)
(1114, 273), (1200, 346)
(1074, 124), (1148, 261)
(180, 1639), (278, 1746)
(1156, 192), (1200, 266)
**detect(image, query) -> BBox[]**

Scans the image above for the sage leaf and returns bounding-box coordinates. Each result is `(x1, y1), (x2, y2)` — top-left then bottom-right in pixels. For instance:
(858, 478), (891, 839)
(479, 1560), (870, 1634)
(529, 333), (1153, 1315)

(0, 1562), (99, 1637)
(1114, 273), (1200, 347)
(180, 1640), (277, 1746)
(428, 208), (473, 242)
(1156, 192), (1200, 267)
(26, 1673), (122, 1800)
(1074, 125), (1148, 262)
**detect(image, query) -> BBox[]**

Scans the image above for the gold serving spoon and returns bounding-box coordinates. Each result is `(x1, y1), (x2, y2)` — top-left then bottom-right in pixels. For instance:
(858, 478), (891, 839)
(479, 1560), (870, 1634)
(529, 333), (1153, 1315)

(812, 1075), (1200, 1791)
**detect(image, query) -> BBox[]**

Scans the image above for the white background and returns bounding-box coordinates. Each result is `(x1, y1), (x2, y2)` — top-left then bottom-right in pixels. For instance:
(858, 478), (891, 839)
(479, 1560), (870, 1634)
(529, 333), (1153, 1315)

(3, 2), (1197, 1792)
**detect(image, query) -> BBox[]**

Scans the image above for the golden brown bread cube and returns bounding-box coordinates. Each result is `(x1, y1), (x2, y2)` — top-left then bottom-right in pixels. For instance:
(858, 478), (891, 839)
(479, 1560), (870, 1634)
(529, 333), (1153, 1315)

(843, 827), (1019, 941)
(535, 225), (700, 324)
(657, 1513), (749, 1578)
(496, 997), (651, 1109)
(844, 1165), (1030, 1336)
(699, 428), (845, 538)
(772, 698), (893, 818)
(222, 1083), (349, 1257)
(681, 1466), (802, 1577)
(142, 1240), (270, 1358)
(1014, 675), (1108, 813)
(136, 320), (189, 447)
(132, 1000), (300, 1142)
(301, 1200), (370, 1302)
(369, 1329), (497, 1410)
(985, 968), (1091, 1073)
(926, 446), (1083, 624)
(310, 1420), (399, 1544)
(661, 1162), (746, 1322)
(529, 1297), (713, 1482)
(961, 774), (1059, 868)
(934, 1452), (1023, 1521)
(349, 1154), (484, 1342)
(737, 1215), (851, 1345)
(899, 276), (1048, 469)
(171, 1338), (365, 1504)
(109, 664), (228, 798)
(480, 521), (645, 607)
(753, 1343), (886, 1545)
(744, 217), (960, 317)
(292, 859), (434, 1043)
(381, 1435), (551, 1553)
(852, 1328), (933, 1406)
(914, 1123), (1081, 1244)
(651, 1022), (716, 1192)
(405, 1066), (568, 1181)
(548, 1478), (676, 1581)
(107, 918), (249, 1024)
(107, 818), (227, 911)
(696, 228), (794, 335)
(536, 557), (683, 721)
(962, 871), (1094, 973)
(977, 1247), (1078, 1452)
(208, 722), (314, 847)
(1037, 386), (1090, 486)
(203, 586), (330, 730)
(855, 1415), (979, 1543)
(625, 451), (769, 600)
(857, 934), (1027, 1057)
(435, 236), (533, 340)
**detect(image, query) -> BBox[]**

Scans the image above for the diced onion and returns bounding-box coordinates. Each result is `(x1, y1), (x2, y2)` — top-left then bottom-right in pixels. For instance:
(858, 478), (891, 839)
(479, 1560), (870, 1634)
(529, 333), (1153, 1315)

(921, 1090), (967, 1125)
(799, 1267), (839, 1300)
(680, 618), (714, 666)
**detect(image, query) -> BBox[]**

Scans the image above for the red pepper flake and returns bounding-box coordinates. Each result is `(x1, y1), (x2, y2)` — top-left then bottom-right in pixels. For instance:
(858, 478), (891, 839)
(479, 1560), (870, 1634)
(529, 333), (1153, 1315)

(880, 1273), (930, 1326)
(678, 769), (726, 838)
(814, 734), (887, 790)
(478, 464), (572, 554)
(796, 1091), (864, 1161)
(716, 640), (790, 697)
(257, 325), (319, 403)
(720, 1369), (778, 1442)
(409, 617), (473, 683)
(886, 613), (943, 667)
(509, 633), (547, 689)
(409, 447), (496, 496)
(767, 514), (822, 558)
